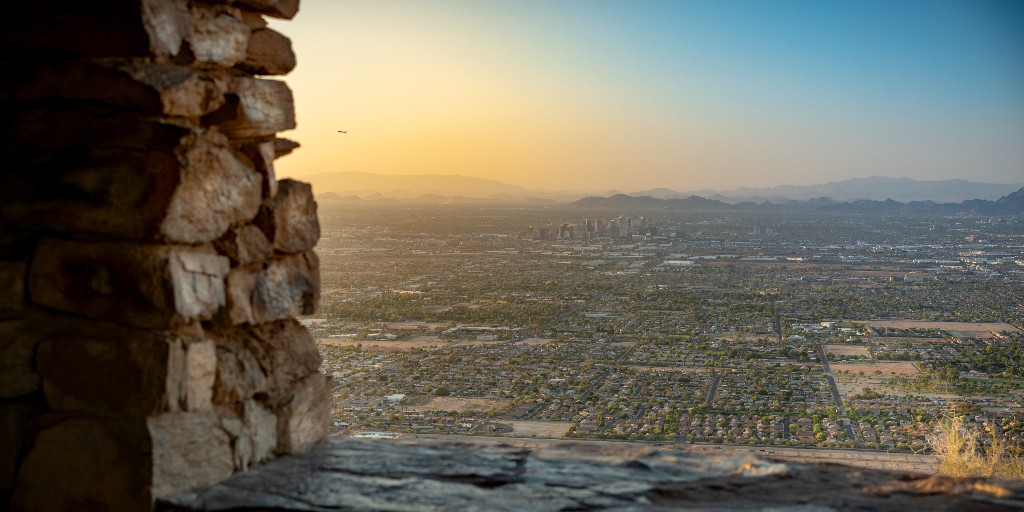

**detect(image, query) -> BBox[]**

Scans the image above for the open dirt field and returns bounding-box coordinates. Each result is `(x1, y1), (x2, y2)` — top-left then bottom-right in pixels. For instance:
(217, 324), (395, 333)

(319, 336), (444, 351)
(862, 320), (1020, 336)
(824, 344), (870, 357)
(831, 362), (961, 400)
(405, 397), (508, 414)
(508, 421), (575, 438)
(831, 362), (920, 376)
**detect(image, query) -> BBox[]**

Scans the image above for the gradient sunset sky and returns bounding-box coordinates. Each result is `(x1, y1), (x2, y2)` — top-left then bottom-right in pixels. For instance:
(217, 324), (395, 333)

(269, 0), (1024, 192)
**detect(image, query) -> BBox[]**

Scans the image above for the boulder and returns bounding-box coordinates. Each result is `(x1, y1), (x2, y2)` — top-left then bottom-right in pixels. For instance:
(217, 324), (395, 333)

(149, 412), (234, 498)
(29, 238), (230, 329)
(239, 27), (296, 75)
(275, 372), (330, 454)
(255, 179), (319, 254)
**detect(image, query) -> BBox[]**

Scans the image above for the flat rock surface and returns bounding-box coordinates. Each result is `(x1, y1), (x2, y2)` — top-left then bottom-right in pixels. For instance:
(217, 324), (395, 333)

(158, 437), (1024, 511)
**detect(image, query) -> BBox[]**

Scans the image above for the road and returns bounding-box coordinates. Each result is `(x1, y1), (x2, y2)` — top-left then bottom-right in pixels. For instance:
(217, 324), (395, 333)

(815, 343), (859, 443)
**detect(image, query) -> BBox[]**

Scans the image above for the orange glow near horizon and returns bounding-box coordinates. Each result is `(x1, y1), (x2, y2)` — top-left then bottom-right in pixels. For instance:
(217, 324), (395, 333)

(269, 1), (1024, 193)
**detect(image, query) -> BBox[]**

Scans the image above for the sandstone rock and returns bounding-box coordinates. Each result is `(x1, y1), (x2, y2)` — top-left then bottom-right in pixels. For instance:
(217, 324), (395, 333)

(189, 4), (249, 67)
(276, 372), (330, 454)
(220, 252), (319, 325)
(214, 225), (273, 265)
(169, 249), (233, 320)
(211, 319), (321, 405)
(222, 265), (260, 325)
(239, 10), (269, 29)
(35, 326), (193, 417)
(161, 133), (263, 244)
(214, 78), (295, 138)
(12, 415), (152, 511)
(255, 179), (320, 254)
(239, 28), (296, 76)
(15, 60), (224, 118)
(0, 313), (41, 400)
(184, 339), (217, 411)
(29, 238), (229, 329)
(212, 341), (267, 404)
(141, 0), (192, 57)
(230, 400), (278, 471)
(0, 262), (25, 310)
(273, 137), (300, 158)
(234, 0), (301, 20)
(238, 140), (279, 199)
(149, 412), (234, 498)
(253, 251), (319, 322)
(3, 122), (262, 244)
(1, 0), (188, 57)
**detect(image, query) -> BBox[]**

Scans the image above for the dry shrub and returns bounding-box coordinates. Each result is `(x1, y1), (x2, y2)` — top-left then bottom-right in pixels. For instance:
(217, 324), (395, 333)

(930, 415), (1024, 480)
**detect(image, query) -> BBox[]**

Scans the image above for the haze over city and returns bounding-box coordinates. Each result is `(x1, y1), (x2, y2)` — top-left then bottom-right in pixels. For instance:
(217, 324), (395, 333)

(270, 0), (1024, 193)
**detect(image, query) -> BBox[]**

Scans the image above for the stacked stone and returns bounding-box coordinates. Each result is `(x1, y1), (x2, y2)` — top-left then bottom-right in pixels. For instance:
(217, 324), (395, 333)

(0, 0), (328, 509)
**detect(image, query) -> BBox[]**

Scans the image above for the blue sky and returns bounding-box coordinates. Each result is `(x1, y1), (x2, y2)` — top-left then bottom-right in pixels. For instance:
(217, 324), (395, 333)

(273, 0), (1024, 191)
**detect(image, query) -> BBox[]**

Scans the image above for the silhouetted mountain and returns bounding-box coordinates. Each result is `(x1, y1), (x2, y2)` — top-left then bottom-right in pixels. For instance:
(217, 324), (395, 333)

(980, 187), (1024, 215)
(682, 176), (1022, 203)
(571, 186), (1024, 215)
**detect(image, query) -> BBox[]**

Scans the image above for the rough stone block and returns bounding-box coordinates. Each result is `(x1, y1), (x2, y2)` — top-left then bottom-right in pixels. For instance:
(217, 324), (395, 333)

(212, 341), (267, 404)
(0, 261), (25, 310)
(214, 78), (295, 138)
(189, 3), (249, 67)
(234, 0), (300, 20)
(214, 225), (274, 266)
(273, 137), (300, 158)
(141, 0), (193, 57)
(29, 238), (229, 329)
(254, 251), (319, 321)
(223, 265), (260, 325)
(224, 400), (278, 471)
(211, 319), (321, 405)
(3, 125), (262, 244)
(184, 339), (217, 412)
(255, 179), (320, 254)
(15, 60), (224, 118)
(161, 133), (264, 244)
(0, 313), (41, 400)
(1, 0), (189, 57)
(149, 412), (234, 498)
(239, 27), (296, 75)
(35, 323), (213, 417)
(11, 415), (152, 511)
(221, 251), (319, 325)
(276, 372), (330, 454)
(238, 140), (279, 199)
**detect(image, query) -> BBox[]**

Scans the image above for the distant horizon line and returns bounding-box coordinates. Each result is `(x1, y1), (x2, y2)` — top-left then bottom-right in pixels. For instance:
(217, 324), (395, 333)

(278, 170), (1024, 195)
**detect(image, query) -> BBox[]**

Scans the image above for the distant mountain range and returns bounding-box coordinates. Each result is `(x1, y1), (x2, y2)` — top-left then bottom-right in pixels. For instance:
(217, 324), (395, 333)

(303, 172), (1024, 211)
(637, 176), (1022, 204)
(572, 186), (1024, 215)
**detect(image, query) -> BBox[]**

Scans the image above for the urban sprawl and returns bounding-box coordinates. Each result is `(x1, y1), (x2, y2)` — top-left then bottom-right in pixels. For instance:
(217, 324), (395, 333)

(308, 203), (1024, 457)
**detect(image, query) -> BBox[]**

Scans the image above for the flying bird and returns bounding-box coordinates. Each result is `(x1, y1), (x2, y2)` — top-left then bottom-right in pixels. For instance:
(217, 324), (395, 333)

(337, 130), (347, 133)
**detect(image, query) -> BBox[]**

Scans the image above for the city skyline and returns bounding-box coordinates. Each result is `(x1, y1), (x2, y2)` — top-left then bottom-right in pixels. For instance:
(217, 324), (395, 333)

(270, 0), (1024, 192)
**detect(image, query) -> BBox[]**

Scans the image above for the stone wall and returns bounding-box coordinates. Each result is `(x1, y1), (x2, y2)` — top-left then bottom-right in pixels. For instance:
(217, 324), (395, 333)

(0, 1), (328, 509)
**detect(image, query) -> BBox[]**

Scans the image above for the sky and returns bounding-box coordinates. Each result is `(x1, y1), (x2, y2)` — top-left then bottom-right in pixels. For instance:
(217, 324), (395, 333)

(269, 0), (1024, 193)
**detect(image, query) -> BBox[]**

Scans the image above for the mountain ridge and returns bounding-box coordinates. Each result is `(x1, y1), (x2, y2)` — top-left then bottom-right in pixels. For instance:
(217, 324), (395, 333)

(571, 186), (1024, 215)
